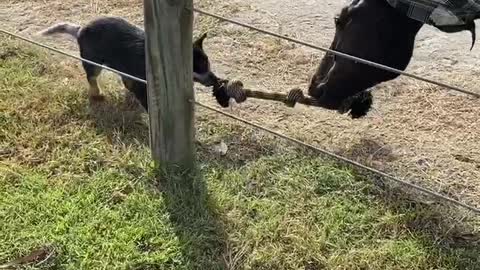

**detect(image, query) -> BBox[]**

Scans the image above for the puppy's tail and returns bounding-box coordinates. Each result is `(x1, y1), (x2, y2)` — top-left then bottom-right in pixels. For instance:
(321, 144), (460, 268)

(39, 23), (81, 39)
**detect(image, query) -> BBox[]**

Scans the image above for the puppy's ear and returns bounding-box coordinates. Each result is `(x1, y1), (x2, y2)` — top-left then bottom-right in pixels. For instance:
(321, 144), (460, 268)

(193, 32), (208, 49)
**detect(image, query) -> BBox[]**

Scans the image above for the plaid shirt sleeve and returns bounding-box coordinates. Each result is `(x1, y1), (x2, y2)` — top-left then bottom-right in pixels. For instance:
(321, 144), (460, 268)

(386, 0), (480, 26)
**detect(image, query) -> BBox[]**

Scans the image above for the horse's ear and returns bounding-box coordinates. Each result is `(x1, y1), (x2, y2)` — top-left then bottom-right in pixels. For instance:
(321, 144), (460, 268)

(194, 32), (208, 49)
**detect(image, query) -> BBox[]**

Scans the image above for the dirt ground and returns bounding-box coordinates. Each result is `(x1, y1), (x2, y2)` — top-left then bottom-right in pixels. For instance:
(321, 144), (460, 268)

(1, 0), (480, 209)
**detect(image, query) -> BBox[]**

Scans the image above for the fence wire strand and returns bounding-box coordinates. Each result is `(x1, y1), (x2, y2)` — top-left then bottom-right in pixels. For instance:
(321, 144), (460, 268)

(192, 7), (480, 99)
(194, 101), (480, 214)
(1, 28), (479, 215)
(0, 29), (147, 85)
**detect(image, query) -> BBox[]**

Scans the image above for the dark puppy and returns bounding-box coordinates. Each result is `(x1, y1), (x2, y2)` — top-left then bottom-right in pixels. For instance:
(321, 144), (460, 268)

(40, 16), (218, 111)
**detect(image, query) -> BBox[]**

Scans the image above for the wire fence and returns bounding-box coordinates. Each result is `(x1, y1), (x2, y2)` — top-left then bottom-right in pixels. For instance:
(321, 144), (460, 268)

(0, 29), (147, 85)
(1, 9), (479, 215)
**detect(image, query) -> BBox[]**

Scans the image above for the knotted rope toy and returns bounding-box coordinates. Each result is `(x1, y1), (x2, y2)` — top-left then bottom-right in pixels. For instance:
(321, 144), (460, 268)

(211, 78), (373, 119)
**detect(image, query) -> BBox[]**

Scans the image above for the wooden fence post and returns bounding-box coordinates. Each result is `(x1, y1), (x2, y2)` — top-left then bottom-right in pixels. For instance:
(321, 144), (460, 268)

(144, 0), (195, 170)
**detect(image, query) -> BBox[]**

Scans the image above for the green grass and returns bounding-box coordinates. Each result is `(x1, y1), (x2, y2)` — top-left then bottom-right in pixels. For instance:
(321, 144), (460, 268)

(0, 36), (479, 270)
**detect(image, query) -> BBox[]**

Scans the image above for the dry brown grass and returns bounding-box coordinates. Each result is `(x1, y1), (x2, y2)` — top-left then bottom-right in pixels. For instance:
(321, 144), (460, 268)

(1, 0), (480, 210)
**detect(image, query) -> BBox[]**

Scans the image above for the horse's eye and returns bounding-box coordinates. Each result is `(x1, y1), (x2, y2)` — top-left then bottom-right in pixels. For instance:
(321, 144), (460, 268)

(335, 7), (351, 29)
(335, 15), (346, 29)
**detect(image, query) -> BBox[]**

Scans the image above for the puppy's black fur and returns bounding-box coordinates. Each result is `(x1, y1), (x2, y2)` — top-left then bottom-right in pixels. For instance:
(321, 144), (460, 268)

(41, 16), (218, 111)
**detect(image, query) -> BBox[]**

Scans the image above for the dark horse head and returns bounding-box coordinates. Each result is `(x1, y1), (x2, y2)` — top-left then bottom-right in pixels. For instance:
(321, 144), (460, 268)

(308, 0), (424, 118)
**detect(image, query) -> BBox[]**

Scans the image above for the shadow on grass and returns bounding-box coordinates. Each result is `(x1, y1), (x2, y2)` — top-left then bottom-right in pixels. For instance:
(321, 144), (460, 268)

(88, 97), (150, 146)
(87, 99), (231, 269)
(86, 99), (480, 269)
(155, 168), (228, 270)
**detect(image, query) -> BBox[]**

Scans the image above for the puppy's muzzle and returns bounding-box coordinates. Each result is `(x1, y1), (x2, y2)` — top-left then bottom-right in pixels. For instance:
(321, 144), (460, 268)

(194, 72), (219, 87)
